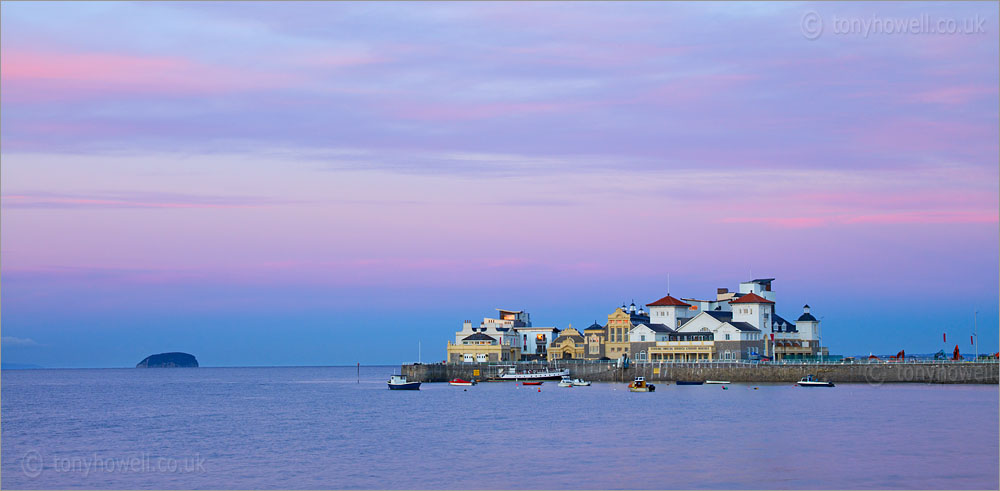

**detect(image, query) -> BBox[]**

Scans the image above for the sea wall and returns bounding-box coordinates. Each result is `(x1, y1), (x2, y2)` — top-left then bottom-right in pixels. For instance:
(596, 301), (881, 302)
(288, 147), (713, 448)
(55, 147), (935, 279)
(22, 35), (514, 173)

(401, 361), (1000, 384)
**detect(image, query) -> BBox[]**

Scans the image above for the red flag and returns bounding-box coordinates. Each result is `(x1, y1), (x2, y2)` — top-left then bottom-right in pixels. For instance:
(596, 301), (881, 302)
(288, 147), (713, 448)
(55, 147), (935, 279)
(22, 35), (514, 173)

(971, 335), (974, 345)
(770, 333), (774, 341)
(943, 333), (947, 343)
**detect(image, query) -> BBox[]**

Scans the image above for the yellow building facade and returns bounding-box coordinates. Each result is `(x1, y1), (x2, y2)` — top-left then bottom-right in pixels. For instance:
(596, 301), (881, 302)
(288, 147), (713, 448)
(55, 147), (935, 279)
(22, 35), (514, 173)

(547, 326), (585, 361)
(648, 340), (715, 361)
(605, 308), (633, 359)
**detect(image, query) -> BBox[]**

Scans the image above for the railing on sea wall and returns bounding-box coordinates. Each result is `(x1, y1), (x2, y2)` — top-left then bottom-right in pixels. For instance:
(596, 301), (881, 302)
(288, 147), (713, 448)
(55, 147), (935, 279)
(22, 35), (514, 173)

(460, 358), (1000, 367)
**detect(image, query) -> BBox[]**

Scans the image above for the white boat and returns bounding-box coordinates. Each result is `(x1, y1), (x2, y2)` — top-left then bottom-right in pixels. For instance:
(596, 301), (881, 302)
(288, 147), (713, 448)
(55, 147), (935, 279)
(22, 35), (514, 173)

(449, 378), (477, 386)
(558, 377), (574, 387)
(387, 375), (421, 390)
(493, 366), (570, 381)
(705, 380), (731, 384)
(571, 378), (591, 387)
(797, 375), (835, 387)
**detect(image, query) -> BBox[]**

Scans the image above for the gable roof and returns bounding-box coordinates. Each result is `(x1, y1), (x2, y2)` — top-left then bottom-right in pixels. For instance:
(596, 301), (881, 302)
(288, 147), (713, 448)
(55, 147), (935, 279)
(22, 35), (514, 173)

(648, 323), (675, 333)
(729, 292), (775, 304)
(647, 294), (692, 307)
(704, 311), (734, 322)
(728, 321), (761, 332)
(679, 310), (732, 328)
(552, 333), (585, 344)
(634, 323), (676, 333)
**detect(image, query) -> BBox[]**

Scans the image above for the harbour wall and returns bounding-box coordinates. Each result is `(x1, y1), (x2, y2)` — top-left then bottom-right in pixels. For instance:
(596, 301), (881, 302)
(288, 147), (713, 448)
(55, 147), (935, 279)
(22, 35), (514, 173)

(401, 361), (1000, 384)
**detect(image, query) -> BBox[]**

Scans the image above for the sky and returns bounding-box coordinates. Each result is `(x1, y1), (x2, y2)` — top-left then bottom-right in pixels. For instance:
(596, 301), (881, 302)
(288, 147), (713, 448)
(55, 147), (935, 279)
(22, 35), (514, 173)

(1, 1), (998, 368)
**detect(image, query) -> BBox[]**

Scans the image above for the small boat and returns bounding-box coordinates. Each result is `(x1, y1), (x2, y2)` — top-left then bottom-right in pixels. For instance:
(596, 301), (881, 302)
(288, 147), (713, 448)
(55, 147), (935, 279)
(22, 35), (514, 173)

(449, 378), (477, 386)
(675, 380), (704, 385)
(628, 376), (655, 392)
(797, 375), (835, 387)
(558, 377), (574, 388)
(571, 378), (591, 387)
(522, 381), (543, 386)
(705, 380), (730, 384)
(387, 375), (421, 390)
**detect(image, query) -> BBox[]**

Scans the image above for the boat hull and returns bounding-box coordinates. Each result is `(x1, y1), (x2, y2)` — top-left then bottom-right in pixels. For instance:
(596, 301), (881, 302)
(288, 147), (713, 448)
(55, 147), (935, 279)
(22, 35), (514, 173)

(797, 381), (835, 387)
(492, 368), (570, 381)
(705, 381), (730, 384)
(628, 386), (655, 392)
(388, 382), (421, 390)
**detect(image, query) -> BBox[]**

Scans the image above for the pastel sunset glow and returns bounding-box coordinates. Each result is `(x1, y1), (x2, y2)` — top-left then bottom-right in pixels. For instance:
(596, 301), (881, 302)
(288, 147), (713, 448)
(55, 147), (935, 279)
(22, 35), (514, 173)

(2, 1), (997, 367)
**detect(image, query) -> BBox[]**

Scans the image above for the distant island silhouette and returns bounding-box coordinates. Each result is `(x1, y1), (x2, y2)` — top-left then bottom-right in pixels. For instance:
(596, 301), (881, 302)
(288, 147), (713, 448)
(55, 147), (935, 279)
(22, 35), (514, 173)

(136, 352), (199, 368)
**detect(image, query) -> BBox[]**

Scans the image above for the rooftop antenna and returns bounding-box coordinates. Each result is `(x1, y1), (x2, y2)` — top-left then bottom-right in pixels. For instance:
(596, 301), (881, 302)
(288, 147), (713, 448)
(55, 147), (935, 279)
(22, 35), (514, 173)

(667, 273), (670, 295)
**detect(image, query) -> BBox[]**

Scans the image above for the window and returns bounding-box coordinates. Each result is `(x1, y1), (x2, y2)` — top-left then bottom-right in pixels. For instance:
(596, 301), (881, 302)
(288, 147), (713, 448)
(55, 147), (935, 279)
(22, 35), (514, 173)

(725, 334), (731, 340)
(641, 335), (646, 341)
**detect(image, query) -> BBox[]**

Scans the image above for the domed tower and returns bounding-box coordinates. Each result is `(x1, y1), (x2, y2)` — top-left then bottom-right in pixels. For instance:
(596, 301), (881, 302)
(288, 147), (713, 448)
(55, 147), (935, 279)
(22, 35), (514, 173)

(795, 304), (819, 342)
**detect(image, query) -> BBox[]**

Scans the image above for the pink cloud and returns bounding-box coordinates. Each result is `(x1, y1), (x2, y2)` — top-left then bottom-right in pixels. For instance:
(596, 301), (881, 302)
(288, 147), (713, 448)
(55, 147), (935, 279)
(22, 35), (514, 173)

(908, 85), (997, 104)
(722, 210), (998, 228)
(1, 192), (295, 209)
(0, 50), (299, 100)
(385, 100), (587, 121)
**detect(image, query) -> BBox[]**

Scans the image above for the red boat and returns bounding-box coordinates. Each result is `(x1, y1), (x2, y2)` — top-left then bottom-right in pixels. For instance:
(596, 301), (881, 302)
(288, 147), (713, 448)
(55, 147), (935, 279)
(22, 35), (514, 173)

(449, 378), (477, 386)
(522, 381), (543, 386)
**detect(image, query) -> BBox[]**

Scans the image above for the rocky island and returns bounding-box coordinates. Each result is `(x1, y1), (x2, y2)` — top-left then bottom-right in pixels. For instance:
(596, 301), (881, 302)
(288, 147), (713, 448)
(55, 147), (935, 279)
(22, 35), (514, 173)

(136, 352), (199, 368)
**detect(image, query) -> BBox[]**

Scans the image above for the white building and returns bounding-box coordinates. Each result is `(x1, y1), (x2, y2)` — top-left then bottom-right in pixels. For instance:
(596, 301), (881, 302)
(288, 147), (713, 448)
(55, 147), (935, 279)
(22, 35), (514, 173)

(667, 278), (825, 360)
(515, 326), (561, 359)
(646, 294), (696, 328)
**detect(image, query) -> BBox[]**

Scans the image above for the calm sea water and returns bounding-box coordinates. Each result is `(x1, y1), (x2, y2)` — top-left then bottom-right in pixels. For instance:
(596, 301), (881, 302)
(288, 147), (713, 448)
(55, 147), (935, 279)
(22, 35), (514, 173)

(2, 366), (997, 490)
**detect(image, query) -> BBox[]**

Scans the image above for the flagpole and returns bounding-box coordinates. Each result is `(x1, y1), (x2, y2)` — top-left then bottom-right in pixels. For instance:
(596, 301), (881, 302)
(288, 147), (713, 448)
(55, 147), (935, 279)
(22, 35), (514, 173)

(973, 310), (978, 361)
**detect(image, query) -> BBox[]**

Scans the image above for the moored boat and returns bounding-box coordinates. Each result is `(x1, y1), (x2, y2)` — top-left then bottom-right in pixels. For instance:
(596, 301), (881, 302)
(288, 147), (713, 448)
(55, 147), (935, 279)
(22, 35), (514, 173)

(675, 380), (704, 385)
(493, 366), (569, 381)
(522, 381), (543, 386)
(571, 378), (591, 387)
(449, 378), (477, 386)
(796, 375), (835, 387)
(387, 375), (421, 390)
(628, 376), (655, 392)
(705, 380), (730, 384)
(558, 377), (574, 387)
